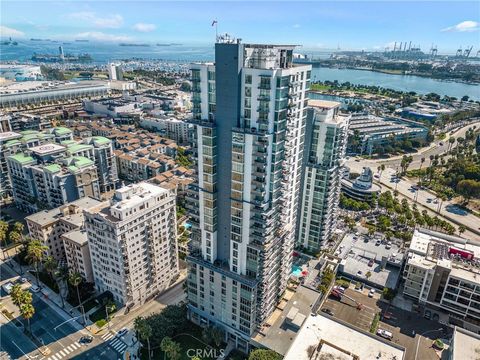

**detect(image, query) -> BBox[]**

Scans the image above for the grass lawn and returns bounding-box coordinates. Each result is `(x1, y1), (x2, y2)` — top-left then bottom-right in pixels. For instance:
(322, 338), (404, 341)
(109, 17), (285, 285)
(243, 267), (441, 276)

(140, 327), (222, 360)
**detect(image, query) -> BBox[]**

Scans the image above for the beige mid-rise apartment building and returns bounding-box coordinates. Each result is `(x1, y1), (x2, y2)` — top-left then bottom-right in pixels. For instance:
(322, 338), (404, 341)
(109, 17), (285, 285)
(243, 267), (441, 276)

(84, 182), (179, 307)
(26, 197), (102, 262)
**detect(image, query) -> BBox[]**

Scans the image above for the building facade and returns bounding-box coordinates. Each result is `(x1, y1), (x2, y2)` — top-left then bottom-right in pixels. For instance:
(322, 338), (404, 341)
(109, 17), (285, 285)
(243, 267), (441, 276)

(186, 37), (311, 350)
(26, 197), (102, 262)
(62, 229), (94, 283)
(297, 100), (349, 251)
(84, 182), (179, 307)
(8, 151), (100, 213)
(403, 229), (480, 333)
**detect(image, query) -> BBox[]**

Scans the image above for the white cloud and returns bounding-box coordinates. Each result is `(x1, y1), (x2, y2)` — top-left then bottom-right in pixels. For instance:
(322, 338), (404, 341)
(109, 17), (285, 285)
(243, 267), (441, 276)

(0, 26), (25, 38)
(133, 23), (156, 33)
(442, 20), (479, 32)
(292, 24), (301, 29)
(75, 31), (132, 42)
(69, 12), (124, 29)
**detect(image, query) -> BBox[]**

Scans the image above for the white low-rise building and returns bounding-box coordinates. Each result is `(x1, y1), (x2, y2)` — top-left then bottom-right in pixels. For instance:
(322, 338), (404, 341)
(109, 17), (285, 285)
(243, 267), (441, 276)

(284, 314), (405, 360)
(403, 229), (480, 333)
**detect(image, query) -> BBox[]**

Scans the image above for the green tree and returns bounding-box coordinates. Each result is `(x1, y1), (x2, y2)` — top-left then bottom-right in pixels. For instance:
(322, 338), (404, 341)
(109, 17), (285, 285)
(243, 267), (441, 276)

(134, 317), (152, 360)
(26, 240), (47, 286)
(160, 337), (181, 360)
(457, 179), (480, 203)
(20, 303), (35, 332)
(68, 272), (85, 324)
(458, 225), (466, 236)
(248, 349), (282, 360)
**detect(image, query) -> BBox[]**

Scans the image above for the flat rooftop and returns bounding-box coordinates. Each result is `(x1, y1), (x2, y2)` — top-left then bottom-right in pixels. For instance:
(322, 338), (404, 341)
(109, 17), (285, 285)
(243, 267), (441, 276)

(62, 229), (88, 246)
(26, 197), (102, 226)
(251, 285), (321, 355)
(29, 143), (65, 155)
(0, 131), (22, 141)
(451, 326), (480, 360)
(337, 234), (403, 289)
(308, 99), (341, 109)
(284, 315), (405, 360)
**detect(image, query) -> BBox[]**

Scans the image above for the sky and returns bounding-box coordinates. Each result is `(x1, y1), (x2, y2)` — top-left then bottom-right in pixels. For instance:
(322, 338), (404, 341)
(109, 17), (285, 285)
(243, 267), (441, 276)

(1, 1), (479, 53)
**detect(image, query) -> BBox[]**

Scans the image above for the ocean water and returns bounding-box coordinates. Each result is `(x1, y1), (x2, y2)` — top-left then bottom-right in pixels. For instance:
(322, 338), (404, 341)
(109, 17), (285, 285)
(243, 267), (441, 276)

(1, 40), (479, 99)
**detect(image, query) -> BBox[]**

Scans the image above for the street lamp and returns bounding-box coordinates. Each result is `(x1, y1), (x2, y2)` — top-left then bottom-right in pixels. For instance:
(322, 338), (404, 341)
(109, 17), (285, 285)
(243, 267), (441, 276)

(414, 328), (443, 360)
(105, 304), (115, 331)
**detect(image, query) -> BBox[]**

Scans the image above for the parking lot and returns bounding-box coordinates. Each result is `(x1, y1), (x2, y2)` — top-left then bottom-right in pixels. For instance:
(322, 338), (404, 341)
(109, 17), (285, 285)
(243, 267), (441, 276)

(321, 285), (452, 360)
(322, 287), (380, 332)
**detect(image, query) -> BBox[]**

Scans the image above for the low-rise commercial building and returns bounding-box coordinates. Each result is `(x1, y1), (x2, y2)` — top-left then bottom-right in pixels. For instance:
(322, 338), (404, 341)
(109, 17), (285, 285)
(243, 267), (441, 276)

(403, 229), (480, 333)
(341, 167), (381, 202)
(0, 81), (109, 108)
(84, 182), (179, 307)
(448, 326), (480, 360)
(348, 113), (428, 155)
(283, 314), (405, 360)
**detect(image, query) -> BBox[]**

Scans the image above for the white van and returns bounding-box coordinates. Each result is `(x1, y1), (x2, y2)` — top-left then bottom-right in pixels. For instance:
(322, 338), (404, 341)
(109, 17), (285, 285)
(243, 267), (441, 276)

(377, 329), (393, 340)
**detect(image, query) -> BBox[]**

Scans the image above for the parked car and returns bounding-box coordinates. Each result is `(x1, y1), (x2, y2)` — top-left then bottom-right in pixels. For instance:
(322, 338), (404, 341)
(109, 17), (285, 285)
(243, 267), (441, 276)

(377, 329), (393, 340)
(424, 310), (432, 320)
(368, 289), (376, 298)
(375, 240), (381, 246)
(30, 285), (40, 293)
(321, 308), (334, 316)
(19, 277), (28, 284)
(368, 259), (374, 267)
(386, 241), (392, 250)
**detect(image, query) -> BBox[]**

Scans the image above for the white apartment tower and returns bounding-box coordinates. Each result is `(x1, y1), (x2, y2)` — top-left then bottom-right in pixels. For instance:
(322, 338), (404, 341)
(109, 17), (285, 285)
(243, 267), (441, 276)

(186, 36), (311, 350)
(298, 100), (349, 251)
(84, 182), (179, 307)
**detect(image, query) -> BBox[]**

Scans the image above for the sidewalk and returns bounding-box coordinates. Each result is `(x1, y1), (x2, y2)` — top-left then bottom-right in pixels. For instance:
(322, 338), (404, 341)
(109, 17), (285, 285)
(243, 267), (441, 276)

(4, 258), (88, 332)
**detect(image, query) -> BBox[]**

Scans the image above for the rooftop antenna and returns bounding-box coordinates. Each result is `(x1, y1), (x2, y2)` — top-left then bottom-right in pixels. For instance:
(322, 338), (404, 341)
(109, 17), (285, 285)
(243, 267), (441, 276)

(212, 19), (218, 41)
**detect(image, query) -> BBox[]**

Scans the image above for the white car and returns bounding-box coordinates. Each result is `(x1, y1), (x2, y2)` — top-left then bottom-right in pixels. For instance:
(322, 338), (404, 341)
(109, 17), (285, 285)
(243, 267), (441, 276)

(368, 289), (376, 297)
(377, 329), (393, 340)
(30, 285), (40, 293)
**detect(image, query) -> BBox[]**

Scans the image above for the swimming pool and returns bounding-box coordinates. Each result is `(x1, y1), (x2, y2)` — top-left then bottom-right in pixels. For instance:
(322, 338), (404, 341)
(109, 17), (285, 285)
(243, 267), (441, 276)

(292, 265), (303, 277)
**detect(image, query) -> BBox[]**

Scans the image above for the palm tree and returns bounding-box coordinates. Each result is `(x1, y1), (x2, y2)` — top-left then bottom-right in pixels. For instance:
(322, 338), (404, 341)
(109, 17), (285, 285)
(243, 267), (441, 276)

(419, 157), (425, 170)
(134, 317), (152, 360)
(12, 222), (24, 235)
(43, 256), (58, 279)
(458, 225), (466, 236)
(54, 266), (68, 308)
(10, 284), (25, 307)
(69, 272), (86, 324)
(20, 303), (35, 333)
(26, 240), (47, 286)
(160, 337), (181, 360)
(0, 220), (8, 248)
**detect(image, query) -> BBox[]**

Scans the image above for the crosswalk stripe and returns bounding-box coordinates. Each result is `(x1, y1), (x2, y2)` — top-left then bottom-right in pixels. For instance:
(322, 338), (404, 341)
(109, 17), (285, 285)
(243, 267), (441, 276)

(64, 347), (71, 354)
(102, 333), (113, 340)
(59, 350), (66, 357)
(49, 355), (58, 360)
(113, 342), (126, 351)
(71, 342), (80, 349)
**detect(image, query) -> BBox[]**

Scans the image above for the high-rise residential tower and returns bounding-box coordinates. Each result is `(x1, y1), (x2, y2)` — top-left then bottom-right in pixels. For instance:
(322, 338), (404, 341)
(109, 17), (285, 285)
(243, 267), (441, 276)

(186, 36), (311, 350)
(297, 100), (349, 251)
